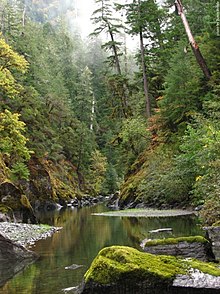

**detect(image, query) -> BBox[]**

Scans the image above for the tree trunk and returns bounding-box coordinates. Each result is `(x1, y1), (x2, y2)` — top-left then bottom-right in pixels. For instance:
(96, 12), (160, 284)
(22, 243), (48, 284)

(140, 28), (151, 118)
(138, 0), (151, 118)
(90, 95), (95, 131)
(108, 23), (122, 75)
(175, 0), (211, 80)
(22, 5), (26, 27)
(105, 19), (129, 118)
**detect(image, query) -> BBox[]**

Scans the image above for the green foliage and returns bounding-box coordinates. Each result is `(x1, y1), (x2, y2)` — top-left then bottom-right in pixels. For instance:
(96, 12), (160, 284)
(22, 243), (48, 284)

(0, 34), (28, 99)
(102, 163), (119, 194)
(0, 109), (32, 180)
(11, 162), (30, 180)
(0, 0), (219, 229)
(200, 194), (220, 226)
(159, 41), (203, 134)
(88, 150), (107, 195)
(120, 117), (150, 156)
(0, 110), (31, 160)
(74, 66), (96, 128)
(174, 113), (220, 225)
(120, 146), (190, 207)
(118, 0), (219, 227)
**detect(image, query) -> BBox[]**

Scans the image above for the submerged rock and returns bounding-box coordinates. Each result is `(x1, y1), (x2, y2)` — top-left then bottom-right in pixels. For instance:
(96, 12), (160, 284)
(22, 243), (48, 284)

(65, 264), (84, 270)
(0, 233), (37, 287)
(141, 236), (215, 262)
(80, 246), (220, 294)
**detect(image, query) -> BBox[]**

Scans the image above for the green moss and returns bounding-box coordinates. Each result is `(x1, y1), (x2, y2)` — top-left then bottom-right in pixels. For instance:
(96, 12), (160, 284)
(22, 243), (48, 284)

(35, 224), (53, 234)
(38, 224), (51, 231)
(212, 221), (220, 227)
(0, 154), (9, 183)
(84, 246), (186, 285)
(20, 194), (32, 209)
(0, 204), (10, 213)
(189, 259), (220, 276)
(84, 246), (220, 286)
(145, 236), (209, 247)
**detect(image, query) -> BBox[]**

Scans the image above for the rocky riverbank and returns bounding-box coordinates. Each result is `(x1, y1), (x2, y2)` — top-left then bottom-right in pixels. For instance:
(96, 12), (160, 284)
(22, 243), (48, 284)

(0, 221), (62, 287)
(0, 222), (62, 247)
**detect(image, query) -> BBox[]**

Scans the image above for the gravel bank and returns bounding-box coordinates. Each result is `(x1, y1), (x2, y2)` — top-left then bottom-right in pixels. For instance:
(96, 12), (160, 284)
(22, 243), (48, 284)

(92, 208), (195, 218)
(0, 222), (62, 247)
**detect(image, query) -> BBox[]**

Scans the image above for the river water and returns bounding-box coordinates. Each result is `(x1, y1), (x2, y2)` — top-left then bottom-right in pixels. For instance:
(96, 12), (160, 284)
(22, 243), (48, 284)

(0, 204), (203, 294)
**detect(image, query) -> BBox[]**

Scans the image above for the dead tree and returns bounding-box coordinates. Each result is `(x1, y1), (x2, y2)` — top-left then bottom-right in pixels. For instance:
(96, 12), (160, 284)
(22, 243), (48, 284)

(175, 0), (211, 80)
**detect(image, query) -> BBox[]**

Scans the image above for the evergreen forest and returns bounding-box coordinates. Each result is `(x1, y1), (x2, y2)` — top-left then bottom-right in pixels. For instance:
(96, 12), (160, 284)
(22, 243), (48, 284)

(0, 0), (219, 226)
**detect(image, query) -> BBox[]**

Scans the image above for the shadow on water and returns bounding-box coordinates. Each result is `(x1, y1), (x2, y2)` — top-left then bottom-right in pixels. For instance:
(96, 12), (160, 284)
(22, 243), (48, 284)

(0, 204), (203, 294)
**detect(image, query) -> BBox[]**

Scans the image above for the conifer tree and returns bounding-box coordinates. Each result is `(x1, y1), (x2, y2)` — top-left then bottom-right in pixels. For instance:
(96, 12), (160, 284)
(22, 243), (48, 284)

(91, 0), (130, 118)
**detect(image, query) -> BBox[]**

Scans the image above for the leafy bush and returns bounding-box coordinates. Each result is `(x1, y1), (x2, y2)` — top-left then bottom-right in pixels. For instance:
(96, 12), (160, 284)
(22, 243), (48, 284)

(0, 109), (32, 181)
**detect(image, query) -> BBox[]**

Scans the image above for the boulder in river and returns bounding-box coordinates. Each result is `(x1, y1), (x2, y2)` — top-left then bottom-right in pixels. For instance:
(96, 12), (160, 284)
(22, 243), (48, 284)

(0, 233), (37, 287)
(141, 236), (215, 262)
(79, 246), (220, 294)
(204, 226), (220, 261)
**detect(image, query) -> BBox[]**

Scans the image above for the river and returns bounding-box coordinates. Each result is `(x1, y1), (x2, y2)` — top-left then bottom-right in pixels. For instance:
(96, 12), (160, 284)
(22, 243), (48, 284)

(0, 204), (203, 294)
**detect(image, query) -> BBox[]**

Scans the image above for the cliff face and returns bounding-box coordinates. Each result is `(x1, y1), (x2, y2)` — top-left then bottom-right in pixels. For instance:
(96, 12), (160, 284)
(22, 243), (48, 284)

(118, 149), (154, 209)
(0, 155), (80, 220)
(26, 157), (79, 202)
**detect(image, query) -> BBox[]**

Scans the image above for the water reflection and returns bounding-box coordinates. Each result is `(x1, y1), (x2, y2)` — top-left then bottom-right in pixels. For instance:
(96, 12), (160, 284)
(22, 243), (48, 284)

(0, 204), (203, 294)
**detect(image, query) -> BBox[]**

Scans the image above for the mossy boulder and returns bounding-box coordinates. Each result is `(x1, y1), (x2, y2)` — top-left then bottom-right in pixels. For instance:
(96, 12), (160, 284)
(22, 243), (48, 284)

(141, 236), (215, 261)
(80, 246), (220, 294)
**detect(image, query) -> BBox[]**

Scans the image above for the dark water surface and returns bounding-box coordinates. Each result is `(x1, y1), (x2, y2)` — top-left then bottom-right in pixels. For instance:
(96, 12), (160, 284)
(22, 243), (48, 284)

(0, 204), (203, 294)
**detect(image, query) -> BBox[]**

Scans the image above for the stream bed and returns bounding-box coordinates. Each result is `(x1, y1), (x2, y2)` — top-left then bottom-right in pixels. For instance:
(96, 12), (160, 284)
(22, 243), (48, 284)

(0, 204), (203, 294)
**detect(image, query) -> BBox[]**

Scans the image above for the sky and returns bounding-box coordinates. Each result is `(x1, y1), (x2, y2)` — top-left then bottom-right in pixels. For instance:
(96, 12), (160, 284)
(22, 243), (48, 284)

(75, 0), (138, 50)
(75, 0), (166, 37)
(75, 0), (96, 38)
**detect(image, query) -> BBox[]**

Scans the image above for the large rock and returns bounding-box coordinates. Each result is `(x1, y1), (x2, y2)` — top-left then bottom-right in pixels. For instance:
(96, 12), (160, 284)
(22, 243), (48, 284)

(141, 236), (215, 261)
(0, 156), (80, 222)
(0, 233), (37, 287)
(204, 226), (220, 260)
(0, 181), (22, 210)
(80, 246), (220, 294)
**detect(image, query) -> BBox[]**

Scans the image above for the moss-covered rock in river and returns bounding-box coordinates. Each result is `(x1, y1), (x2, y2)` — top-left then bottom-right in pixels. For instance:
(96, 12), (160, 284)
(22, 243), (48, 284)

(144, 236), (209, 246)
(141, 236), (215, 262)
(80, 246), (220, 294)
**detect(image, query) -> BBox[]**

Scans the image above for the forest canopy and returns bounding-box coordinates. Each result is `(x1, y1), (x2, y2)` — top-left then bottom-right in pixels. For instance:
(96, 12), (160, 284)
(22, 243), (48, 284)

(0, 0), (219, 225)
